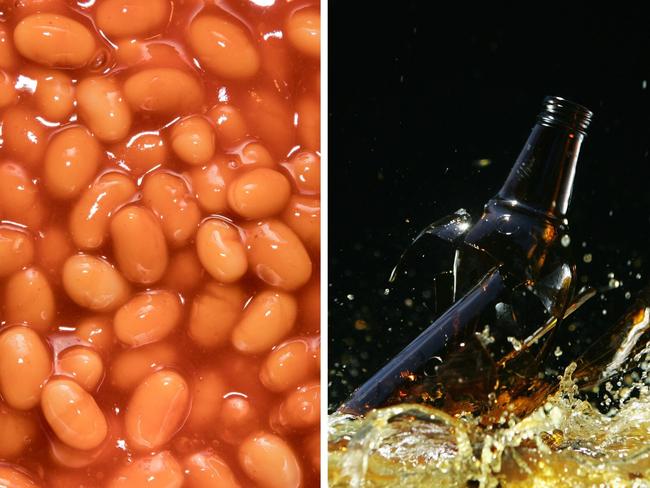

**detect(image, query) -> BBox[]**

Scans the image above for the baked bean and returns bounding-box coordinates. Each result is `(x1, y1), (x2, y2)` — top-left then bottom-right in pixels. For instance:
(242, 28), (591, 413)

(206, 104), (248, 148)
(96, 0), (170, 39)
(188, 14), (260, 79)
(274, 382), (320, 430)
(227, 168), (291, 219)
(162, 248), (204, 294)
(44, 126), (101, 200)
(296, 94), (320, 150)
(238, 432), (302, 488)
(49, 438), (102, 469)
(244, 219), (312, 290)
(286, 8), (320, 58)
(125, 369), (190, 450)
(0, 404), (39, 459)
(0, 225), (34, 278)
(142, 172), (201, 248)
(196, 219), (247, 283)
(188, 285), (243, 349)
(304, 430), (320, 472)
(57, 347), (104, 391)
(114, 39), (186, 69)
(31, 69), (74, 122)
(114, 290), (181, 347)
(0, 466), (40, 488)
(109, 341), (178, 391)
(123, 68), (203, 115)
(0, 163), (42, 227)
(36, 226), (73, 283)
(240, 142), (275, 168)
(259, 338), (317, 392)
(284, 151), (320, 195)
(77, 77), (132, 143)
(75, 316), (114, 353)
(282, 195), (320, 253)
(0, 327), (50, 410)
(259, 35), (291, 92)
(13, 14), (96, 68)
(297, 275), (320, 334)
(0, 70), (17, 108)
(232, 290), (296, 353)
(62, 254), (130, 311)
(170, 116), (215, 165)
(188, 158), (235, 213)
(1, 106), (46, 167)
(3, 267), (55, 333)
(107, 451), (183, 488)
(120, 131), (167, 175)
(217, 396), (260, 445)
(41, 378), (107, 450)
(186, 369), (226, 430)
(0, 25), (18, 69)
(110, 205), (168, 284)
(184, 450), (241, 488)
(244, 87), (294, 157)
(69, 172), (137, 250)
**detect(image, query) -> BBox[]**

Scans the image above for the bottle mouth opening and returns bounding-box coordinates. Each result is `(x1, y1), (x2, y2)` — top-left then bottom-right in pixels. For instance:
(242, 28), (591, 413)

(538, 96), (593, 133)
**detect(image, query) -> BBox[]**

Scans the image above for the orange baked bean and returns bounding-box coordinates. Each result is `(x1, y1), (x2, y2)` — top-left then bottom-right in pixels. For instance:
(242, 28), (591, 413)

(56, 347), (104, 391)
(3, 267), (55, 333)
(0, 163), (43, 227)
(298, 274), (320, 334)
(142, 171), (201, 247)
(227, 168), (291, 219)
(125, 369), (190, 450)
(217, 395), (260, 445)
(110, 205), (168, 284)
(77, 76), (132, 143)
(238, 432), (302, 488)
(0, 25), (18, 69)
(1, 106), (46, 168)
(0, 326), (50, 410)
(232, 290), (297, 353)
(196, 219), (247, 283)
(0, 70), (18, 108)
(44, 126), (101, 200)
(62, 254), (130, 311)
(206, 104), (248, 148)
(69, 172), (137, 250)
(273, 382), (320, 431)
(96, 0), (170, 39)
(0, 466), (40, 488)
(286, 7), (320, 58)
(188, 158), (235, 213)
(259, 337), (317, 392)
(75, 315), (114, 353)
(13, 14), (96, 68)
(120, 131), (167, 176)
(114, 290), (182, 346)
(284, 150), (320, 195)
(109, 341), (179, 391)
(48, 437), (103, 469)
(41, 378), (108, 450)
(244, 219), (312, 290)
(123, 68), (204, 115)
(170, 116), (215, 165)
(184, 450), (241, 488)
(0, 404), (39, 459)
(240, 141), (275, 168)
(296, 94), (320, 150)
(162, 248), (204, 294)
(107, 451), (183, 488)
(0, 225), (34, 278)
(188, 283), (244, 349)
(282, 195), (320, 253)
(31, 69), (74, 122)
(186, 369), (226, 430)
(36, 225), (73, 282)
(244, 87), (294, 158)
(188, 14), (260, 79)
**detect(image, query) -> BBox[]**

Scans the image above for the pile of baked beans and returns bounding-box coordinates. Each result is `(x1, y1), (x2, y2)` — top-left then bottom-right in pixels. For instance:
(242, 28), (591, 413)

(0, 0), (320, 486)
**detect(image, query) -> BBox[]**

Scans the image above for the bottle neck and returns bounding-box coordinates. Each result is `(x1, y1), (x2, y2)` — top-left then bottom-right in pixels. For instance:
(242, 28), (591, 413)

(496, 116), (587, 221)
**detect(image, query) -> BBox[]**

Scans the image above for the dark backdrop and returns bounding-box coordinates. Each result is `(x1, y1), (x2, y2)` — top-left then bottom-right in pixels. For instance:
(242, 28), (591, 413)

(328, 4), (650, 408)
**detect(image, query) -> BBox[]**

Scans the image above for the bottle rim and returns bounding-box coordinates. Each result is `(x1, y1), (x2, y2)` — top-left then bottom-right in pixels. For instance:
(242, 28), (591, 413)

(538, 96), (593, 133)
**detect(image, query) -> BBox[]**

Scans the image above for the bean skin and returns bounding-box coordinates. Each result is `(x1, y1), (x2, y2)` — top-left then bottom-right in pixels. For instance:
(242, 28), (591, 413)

(238, 432), (302, 488)
(107, 451), (183, 488)
(62, 254), (130, 311)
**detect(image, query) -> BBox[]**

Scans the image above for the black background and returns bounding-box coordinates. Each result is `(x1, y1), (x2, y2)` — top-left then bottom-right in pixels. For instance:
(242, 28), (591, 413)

(328, 4), (650, 408)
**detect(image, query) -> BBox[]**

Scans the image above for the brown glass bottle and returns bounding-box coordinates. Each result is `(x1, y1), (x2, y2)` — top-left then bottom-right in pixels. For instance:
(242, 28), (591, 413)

(340, 96), (593, 416)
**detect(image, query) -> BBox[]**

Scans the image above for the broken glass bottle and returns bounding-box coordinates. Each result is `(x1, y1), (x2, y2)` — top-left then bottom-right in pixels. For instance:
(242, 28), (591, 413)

(340, 96), (593, 416)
